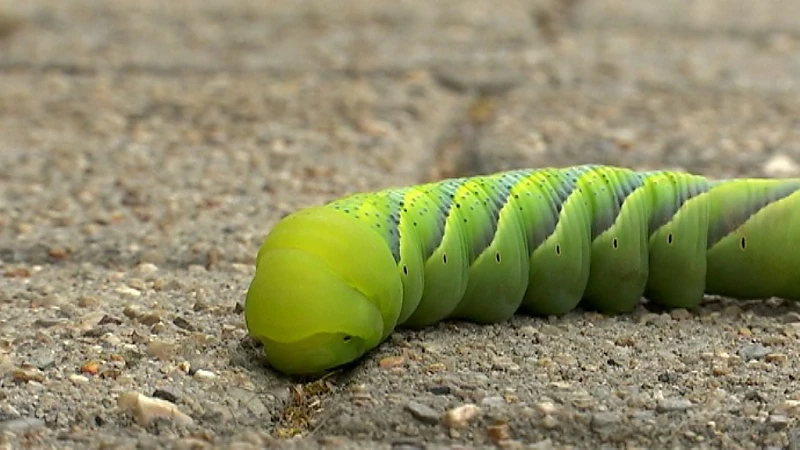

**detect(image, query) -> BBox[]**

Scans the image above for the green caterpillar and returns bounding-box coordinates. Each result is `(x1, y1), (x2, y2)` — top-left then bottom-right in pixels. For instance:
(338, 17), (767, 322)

(245, 165), (800, 375)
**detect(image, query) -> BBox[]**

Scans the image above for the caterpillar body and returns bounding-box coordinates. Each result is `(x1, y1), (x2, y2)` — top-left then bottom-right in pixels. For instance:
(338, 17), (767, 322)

(245, 165), (800, 375)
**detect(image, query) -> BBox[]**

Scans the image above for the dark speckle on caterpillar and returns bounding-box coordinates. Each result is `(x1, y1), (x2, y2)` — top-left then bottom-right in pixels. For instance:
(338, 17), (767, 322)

(244, 164), (800, 375)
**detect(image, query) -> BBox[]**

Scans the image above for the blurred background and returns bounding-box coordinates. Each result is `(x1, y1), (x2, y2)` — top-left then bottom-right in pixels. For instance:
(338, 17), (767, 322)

(2, 0), (800, 270)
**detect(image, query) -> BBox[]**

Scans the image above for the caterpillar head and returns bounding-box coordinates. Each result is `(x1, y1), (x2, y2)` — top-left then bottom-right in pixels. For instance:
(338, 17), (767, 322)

(245, 206), (403, 375)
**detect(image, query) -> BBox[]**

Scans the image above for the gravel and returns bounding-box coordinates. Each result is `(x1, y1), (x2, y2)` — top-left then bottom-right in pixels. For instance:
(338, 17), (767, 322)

(3, 0), (800, 448)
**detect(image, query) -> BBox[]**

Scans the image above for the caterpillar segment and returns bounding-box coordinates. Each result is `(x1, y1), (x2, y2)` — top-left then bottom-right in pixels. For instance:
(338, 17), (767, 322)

(244, 165), (800, 374)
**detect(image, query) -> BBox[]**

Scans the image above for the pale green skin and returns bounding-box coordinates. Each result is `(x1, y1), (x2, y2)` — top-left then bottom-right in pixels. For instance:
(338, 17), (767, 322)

(245, 165), (800, 375)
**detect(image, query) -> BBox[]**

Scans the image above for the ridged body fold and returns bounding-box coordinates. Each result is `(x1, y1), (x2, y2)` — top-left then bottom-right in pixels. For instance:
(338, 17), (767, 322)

(327, 165), (800, 324)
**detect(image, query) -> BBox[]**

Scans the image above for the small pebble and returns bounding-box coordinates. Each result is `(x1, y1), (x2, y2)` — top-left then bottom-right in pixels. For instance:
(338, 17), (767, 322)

(763, 154), (799, 177)
(178, 361), (191, 373)
(768, 414), (789, 429)
(127, 278), (146, 290)
(117, 391), (194, 426)
(102, 333), (122, 347)
(486, 421), (510, 443)
(173, 316), (195, 331)
(656, 398), (694, 413)
(607, 127), (636, 149)
(614, 336), (635, 347)
(535, 401), (557, 415)
(69, 374), (89, 384)
(12, 368), (45, 383)
(138, 312), (162, 326)
(80, 360), (101, 375)
(379, 355), (405, 369)
(115, 286), (141, 297)
(122, 306), (140, 319)
(134, 263), (159, 276)
(405, 401), (440, 425)
(737, 327), (752, 337)
(540, 414), (559, 429)
(33, 318), (65, 328)
(146, 341), (177, 360)
(47, 247), (69, 260)
(428, 385), (451, 396)
(193, 369), (218, 381)
(422, 342), (444, 356)
(77, 295), (101, 309)
(738, 344), (770, 361)
(442, 404), (480, 429)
